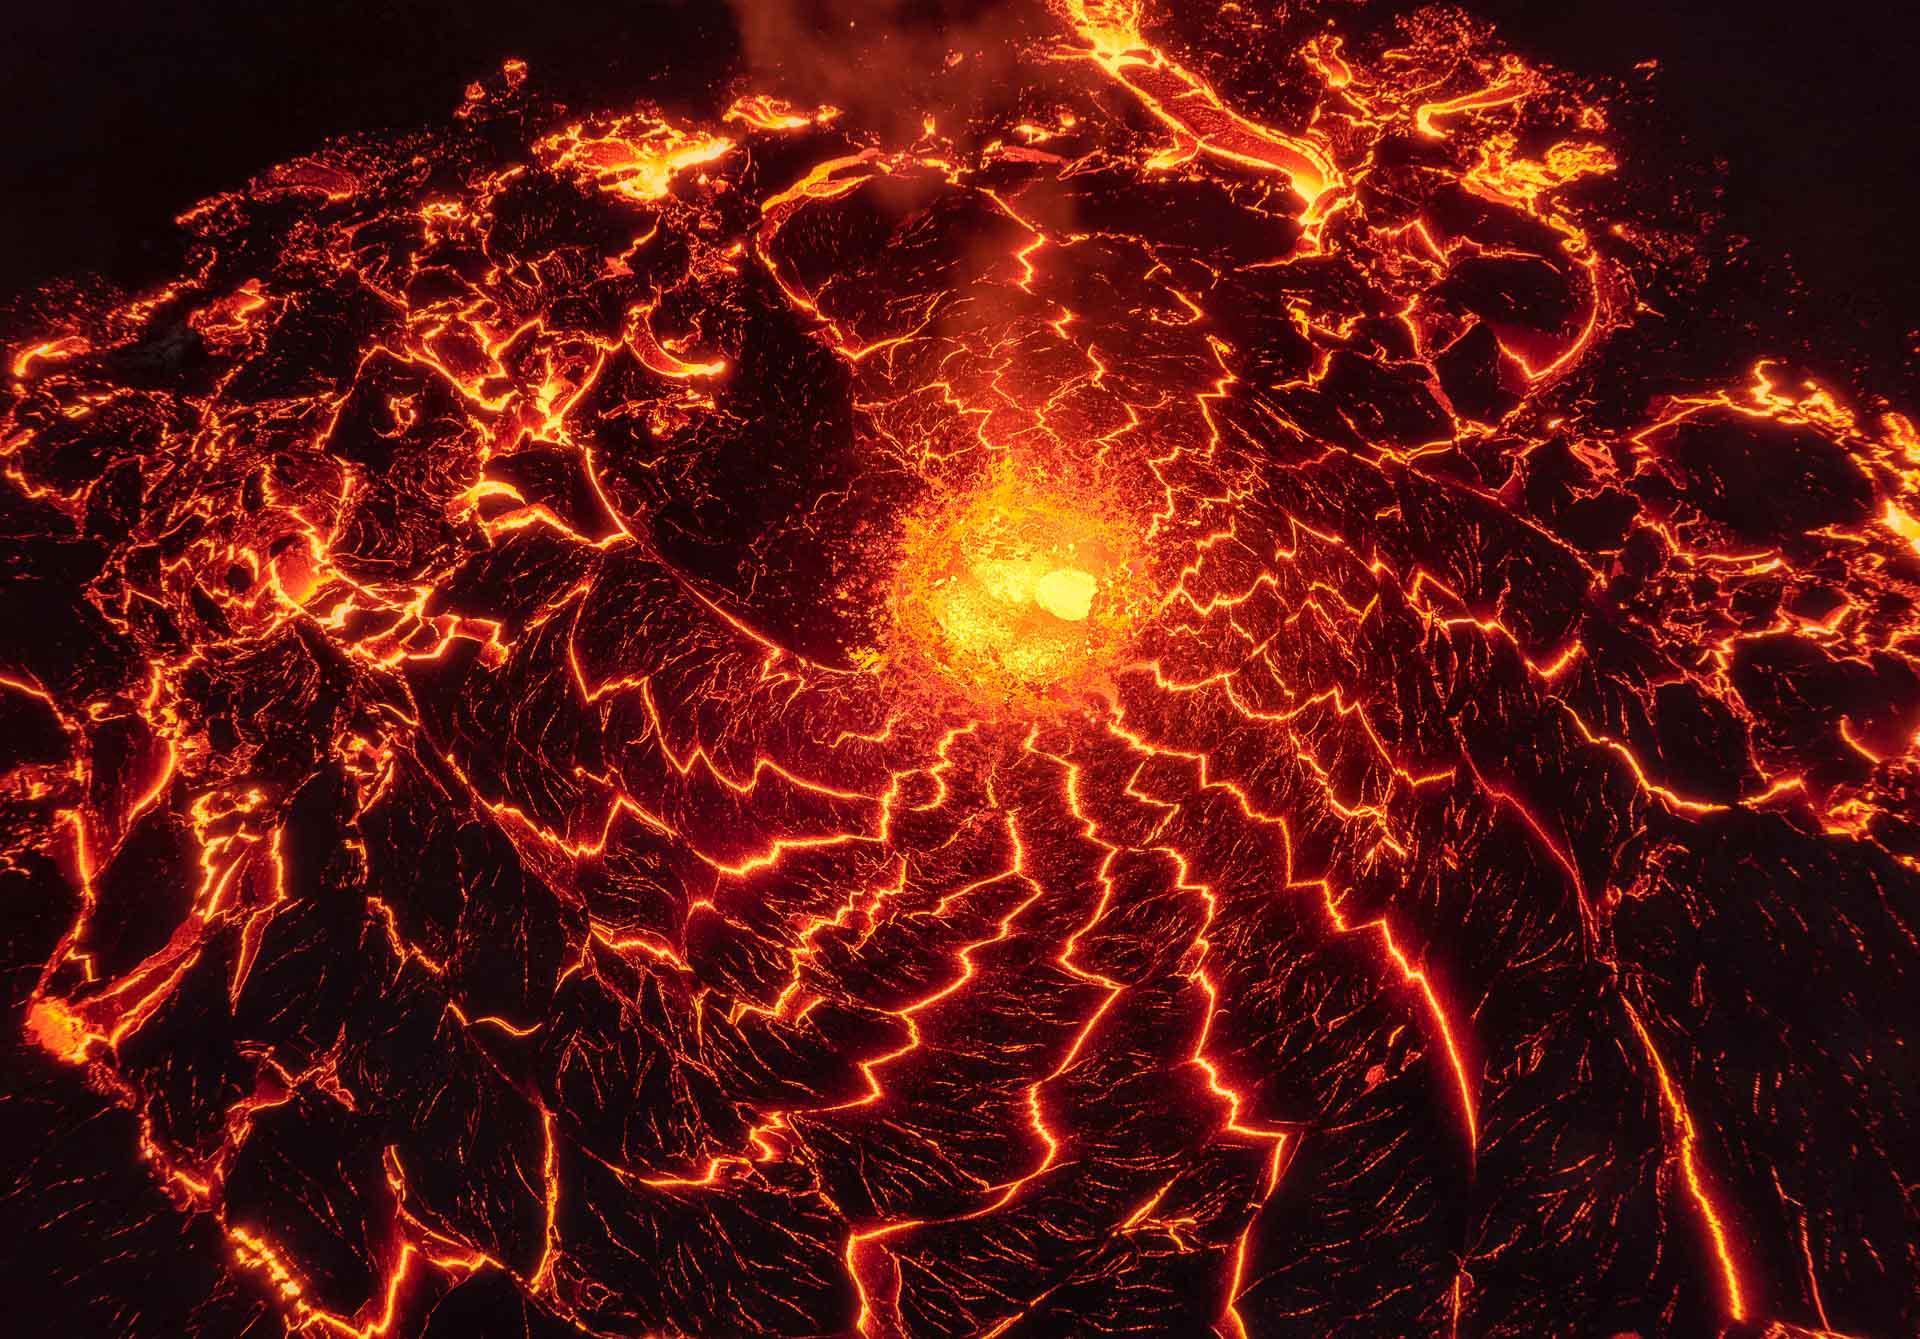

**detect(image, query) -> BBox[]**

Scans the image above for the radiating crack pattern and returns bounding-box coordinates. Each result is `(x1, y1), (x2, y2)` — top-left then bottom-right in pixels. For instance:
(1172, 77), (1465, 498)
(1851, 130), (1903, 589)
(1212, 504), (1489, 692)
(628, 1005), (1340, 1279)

(2, 2), (1916, 1336)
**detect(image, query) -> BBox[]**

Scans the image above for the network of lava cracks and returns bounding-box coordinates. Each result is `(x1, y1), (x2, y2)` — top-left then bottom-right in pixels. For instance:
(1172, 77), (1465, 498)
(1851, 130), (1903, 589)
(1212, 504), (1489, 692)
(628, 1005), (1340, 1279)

(2, 1), (1917, 1336)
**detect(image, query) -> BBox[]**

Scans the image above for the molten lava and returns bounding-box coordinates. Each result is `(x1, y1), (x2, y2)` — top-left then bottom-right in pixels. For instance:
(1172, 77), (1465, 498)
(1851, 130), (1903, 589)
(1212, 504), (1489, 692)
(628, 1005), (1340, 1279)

(1, 2), (1915, 1337)
(888, 470), (1144, 705)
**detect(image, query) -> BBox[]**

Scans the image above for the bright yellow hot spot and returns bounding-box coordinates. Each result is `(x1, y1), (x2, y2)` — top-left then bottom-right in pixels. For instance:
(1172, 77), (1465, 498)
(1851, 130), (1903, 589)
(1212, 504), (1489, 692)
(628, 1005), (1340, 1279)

(889, 470), (1144, 705)
(1035, 567), (1097, 621)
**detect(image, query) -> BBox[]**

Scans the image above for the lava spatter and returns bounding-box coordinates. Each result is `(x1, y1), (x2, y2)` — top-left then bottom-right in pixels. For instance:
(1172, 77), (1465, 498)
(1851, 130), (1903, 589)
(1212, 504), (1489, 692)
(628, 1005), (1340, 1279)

(2, 2), (1916, 1337)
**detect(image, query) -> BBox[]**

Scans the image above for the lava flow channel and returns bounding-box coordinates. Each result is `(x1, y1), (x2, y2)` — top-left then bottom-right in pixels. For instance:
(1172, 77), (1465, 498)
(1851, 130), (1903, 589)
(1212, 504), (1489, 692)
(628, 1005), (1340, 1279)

(2, 3), (1917, 1337)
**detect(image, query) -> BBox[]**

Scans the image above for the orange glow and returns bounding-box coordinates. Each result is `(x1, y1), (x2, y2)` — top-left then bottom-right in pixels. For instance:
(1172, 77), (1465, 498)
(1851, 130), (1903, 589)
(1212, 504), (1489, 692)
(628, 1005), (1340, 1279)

(887, 466), (1148, 706)
(25, 997), (92, 1062)
(535, 114), (733, 203)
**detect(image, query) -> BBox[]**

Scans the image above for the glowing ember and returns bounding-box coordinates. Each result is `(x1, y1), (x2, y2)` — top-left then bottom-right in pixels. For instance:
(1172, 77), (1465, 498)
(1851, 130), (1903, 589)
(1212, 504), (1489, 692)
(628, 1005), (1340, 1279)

(24, 998), (90, 1063)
